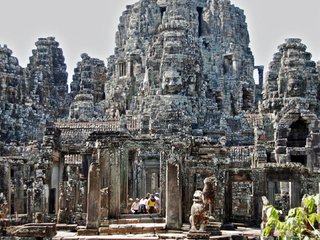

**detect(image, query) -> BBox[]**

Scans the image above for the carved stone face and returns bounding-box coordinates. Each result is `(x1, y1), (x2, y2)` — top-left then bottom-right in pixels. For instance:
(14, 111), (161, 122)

(287, 75), (305, 97)
(162, 70), (182, 94)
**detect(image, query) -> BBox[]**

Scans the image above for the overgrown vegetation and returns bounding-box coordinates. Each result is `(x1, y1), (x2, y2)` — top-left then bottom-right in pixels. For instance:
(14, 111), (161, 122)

(262, 194), (320, 239)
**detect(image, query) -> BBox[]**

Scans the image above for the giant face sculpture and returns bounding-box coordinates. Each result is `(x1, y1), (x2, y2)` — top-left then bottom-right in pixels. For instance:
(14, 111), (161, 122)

(162, 70), (182, 94)
(287, 72), (305, 97)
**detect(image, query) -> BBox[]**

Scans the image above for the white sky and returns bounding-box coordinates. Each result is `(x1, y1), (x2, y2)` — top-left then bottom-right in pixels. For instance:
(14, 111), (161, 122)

(1, 0), (320, 83)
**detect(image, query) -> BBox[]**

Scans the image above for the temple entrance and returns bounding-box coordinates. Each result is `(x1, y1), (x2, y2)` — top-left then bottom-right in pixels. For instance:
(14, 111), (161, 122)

(267, 181), (301, 215)
(125, 150), (161, 214)
(231, 181), (252, 223)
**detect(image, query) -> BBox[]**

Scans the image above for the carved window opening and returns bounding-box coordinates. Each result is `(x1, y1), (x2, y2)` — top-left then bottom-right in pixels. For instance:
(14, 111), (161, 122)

(216, 92), (222, 110)
(291, 155), (307, 166)
(242, 88), (252, 111)
(81, 154), (91, 179)
(254, 66), (264, 86)
(160, 7), (166, 21)
(267, 152), (273, 162)
(197, 7), (203, 37)
(119, 62), (126, 77)
(253, 68), (260, 84)
(287, 118), (308, 147)
(223, 55), (233, 75)
(49, 188), (56, 213)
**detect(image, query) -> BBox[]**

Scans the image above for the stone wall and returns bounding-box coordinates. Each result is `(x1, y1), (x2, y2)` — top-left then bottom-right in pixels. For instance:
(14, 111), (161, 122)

(1, 0), (320, 230)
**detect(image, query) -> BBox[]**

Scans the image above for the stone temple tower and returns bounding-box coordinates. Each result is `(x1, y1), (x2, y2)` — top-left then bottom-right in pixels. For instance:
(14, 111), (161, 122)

(260, 38), (320, 167)
(105, 0), (256, 143)
(3, 0), (320, 233)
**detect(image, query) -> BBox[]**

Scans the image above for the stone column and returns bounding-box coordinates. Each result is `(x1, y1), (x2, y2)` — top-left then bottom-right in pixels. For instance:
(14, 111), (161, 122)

(82, 181), (87, 214)
(252, 171), (267, 225)
(223, 171), (232, 224)
(120, 148), (128, 213)
(267, 181), (275, 205)
(134, 158), (145, 199)
(166, 161), (182, 229)
(289, 181), (301, 208)
(159, 151), (167, 217)
(86, 163), (101, 229)
(27, 189), (33, 222)
(51, 162), (60, 214)
(108, 148), (121, 218)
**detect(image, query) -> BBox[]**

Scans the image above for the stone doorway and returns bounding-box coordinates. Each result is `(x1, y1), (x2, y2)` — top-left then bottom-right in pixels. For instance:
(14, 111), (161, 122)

(230, 181), (253, 223)
(125, 150), (161, 214)
(267, 181), (301, 215)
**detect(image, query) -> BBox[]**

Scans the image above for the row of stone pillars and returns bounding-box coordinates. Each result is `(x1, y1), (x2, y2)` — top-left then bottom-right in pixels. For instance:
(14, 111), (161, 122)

(84, 144), (183, 230)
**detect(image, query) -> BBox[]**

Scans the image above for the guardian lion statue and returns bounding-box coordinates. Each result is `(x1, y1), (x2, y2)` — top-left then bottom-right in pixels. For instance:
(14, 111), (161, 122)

(0, 193), (8, 219)
(189, 190), (208, 231)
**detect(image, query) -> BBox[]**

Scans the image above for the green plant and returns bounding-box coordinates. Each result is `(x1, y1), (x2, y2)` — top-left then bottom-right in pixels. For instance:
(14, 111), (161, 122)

(262, 194), (320, 240)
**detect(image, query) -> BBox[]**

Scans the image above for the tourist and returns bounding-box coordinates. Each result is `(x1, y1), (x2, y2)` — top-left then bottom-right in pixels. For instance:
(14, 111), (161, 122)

(131, 198), (140, 214)
(139, 196), (148, 213)
(147, 194), (157, 214)
(154, 193), (160, 212)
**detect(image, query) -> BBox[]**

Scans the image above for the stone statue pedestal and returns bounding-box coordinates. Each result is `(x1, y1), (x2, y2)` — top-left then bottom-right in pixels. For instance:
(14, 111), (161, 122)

(205, 224), (221, 236)
(205, 217), (221, 236)
(187, 231), (210, 240)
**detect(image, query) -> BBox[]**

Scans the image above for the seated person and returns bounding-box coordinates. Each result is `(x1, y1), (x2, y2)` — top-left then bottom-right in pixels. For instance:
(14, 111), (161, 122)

(139, 196), (148, 213)
(131, 198), (140, 214)
(147, 195), (157, 214)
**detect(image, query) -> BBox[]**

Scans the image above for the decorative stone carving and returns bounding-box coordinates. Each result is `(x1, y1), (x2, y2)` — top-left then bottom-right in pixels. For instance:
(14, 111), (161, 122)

(57, 185), (66, 224)
(0, 193), (8, 219)
(1, 0), (320, 233)
(189, 190), (208, 232)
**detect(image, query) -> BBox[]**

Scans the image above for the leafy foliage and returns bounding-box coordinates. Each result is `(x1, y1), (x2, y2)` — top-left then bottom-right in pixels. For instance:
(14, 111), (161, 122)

(262, 194), (320, 239)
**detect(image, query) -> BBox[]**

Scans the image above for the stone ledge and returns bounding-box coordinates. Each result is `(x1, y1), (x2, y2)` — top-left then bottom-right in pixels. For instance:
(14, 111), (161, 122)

(187, 230), (210, 239)
(6, 223), (56, 238)
(77, 228), (99, 236)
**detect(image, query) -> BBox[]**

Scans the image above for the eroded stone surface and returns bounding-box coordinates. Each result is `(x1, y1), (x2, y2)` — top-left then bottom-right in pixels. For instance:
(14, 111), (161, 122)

(1, 1), (320, 237)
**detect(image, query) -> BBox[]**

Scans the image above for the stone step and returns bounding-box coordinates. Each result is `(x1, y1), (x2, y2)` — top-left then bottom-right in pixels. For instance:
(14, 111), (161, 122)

(120, 213), (160, 219)
(56, 224), (78, 232)
(99, 223), (167, 235)
(6, 223), (57, 238)
(108, 217), (165, 225)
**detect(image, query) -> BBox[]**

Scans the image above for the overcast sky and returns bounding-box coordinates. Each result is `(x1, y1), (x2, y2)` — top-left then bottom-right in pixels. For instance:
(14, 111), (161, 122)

(1, 0), (320, 83)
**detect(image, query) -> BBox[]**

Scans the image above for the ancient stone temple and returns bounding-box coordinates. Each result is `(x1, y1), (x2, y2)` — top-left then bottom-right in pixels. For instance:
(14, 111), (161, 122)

(1, 0), (320, 237)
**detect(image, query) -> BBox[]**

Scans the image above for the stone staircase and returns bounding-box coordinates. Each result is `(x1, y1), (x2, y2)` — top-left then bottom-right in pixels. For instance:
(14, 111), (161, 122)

(56, 216), (261, 239)
(100, 214), (166, 235)
(77, 214), (167, 236)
